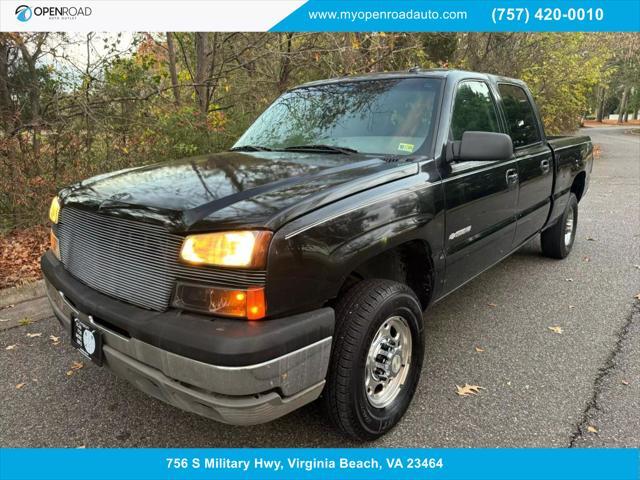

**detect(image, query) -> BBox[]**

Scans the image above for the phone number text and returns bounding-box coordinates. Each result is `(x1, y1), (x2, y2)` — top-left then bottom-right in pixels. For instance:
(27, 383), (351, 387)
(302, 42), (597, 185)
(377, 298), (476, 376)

(492, 7), (604, 24)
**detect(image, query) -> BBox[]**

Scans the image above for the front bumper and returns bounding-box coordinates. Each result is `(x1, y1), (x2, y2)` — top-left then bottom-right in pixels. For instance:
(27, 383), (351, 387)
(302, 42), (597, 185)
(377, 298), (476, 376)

(42, 252), (334, 425)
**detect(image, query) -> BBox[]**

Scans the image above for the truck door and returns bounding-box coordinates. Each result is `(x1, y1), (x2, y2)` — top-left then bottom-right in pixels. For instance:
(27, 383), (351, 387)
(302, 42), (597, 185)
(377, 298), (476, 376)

(497, 83), (554, 246)
(442, 80), (519, 294)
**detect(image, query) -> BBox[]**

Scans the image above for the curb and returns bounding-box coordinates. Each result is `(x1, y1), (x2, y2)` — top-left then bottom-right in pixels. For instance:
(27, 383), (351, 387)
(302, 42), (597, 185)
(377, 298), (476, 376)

(0, 280), (46, 308)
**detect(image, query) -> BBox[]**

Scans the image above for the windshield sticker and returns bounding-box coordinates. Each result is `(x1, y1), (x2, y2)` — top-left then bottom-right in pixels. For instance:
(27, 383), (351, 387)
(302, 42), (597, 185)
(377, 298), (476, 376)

(398, 143), (414, 153)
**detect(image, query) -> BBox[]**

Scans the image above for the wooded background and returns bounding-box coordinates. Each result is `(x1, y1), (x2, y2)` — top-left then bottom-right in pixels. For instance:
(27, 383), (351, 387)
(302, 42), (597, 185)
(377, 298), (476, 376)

(1, 32), (639, 232)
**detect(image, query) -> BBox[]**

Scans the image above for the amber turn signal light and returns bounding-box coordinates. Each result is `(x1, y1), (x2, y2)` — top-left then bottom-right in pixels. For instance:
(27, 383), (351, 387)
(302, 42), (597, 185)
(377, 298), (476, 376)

(245, 288), (266, 320)
(50, 229), (60, 260)
(173, 283), (266, 320)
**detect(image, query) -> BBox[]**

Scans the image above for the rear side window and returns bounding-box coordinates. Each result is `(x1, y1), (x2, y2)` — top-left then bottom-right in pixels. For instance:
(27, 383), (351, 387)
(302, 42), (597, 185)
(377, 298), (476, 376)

(450, 81), (500, 141)
(498, 84), (541, 148)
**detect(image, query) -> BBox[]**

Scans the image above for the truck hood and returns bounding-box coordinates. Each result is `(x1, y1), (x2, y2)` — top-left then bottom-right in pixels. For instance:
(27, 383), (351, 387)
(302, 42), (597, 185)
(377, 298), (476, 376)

(61, 151), (419, 232)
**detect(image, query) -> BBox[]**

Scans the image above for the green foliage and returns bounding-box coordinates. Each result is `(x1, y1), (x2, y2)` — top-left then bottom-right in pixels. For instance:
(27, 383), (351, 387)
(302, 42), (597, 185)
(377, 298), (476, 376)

(420, 33), (458, 65)
(520, 34), (609, 134)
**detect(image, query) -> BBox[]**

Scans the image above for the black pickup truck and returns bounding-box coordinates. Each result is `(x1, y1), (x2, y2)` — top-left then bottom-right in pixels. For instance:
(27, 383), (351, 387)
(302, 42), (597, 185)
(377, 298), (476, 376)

(42, 69), (593, 440)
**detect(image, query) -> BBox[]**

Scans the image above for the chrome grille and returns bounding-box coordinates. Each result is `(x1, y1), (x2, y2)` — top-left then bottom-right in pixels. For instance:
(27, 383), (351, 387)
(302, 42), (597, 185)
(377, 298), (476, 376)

(57, 207), (266, 311)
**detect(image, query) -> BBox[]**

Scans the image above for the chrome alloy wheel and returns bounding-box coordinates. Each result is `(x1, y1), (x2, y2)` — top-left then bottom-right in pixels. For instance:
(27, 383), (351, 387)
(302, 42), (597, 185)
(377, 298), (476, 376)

(365, 315), (412, 408)
(564, 208), (575, 247)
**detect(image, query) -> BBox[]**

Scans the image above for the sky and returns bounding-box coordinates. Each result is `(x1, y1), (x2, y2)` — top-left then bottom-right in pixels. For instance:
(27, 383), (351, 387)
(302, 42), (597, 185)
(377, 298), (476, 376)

(42, 32), (137, 81)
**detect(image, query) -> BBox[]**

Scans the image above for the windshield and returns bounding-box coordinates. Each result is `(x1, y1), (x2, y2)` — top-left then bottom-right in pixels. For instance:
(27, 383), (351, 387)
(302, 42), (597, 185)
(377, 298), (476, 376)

(234, 78), (442, 156)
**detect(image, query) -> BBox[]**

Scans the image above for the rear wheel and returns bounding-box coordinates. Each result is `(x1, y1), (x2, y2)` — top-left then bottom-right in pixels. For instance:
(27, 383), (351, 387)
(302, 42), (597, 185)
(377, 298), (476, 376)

(541, 193), (578, 259)
(324, 279), (424, 440)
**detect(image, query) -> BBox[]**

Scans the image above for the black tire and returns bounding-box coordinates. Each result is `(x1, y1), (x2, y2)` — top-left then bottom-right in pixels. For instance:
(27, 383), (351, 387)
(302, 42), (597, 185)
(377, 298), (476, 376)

(541, 193), (578, 259)
(323, 279), (424, 440)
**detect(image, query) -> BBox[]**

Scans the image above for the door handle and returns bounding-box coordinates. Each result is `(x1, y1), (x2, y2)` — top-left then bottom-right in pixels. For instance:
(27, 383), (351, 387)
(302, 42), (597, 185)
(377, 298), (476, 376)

(505, 169), (519, 184)
(540, 159), (551, 173)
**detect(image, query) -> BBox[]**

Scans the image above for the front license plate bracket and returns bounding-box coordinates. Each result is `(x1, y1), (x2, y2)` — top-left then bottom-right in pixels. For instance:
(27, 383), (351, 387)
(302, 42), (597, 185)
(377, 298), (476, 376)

(70, 316), (103, 366)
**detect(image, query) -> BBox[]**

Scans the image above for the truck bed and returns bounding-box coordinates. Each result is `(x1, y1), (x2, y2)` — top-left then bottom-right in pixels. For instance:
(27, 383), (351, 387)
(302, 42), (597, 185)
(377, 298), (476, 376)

(545, 134), (593, 227)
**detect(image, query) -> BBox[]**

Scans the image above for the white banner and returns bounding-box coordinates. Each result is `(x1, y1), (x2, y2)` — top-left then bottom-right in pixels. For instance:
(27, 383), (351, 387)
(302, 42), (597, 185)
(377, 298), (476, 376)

(0, 0), (305, 32)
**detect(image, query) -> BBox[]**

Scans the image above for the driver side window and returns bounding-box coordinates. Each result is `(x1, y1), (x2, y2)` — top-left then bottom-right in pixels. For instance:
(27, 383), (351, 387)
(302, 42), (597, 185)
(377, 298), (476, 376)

(451, 81), (500, 141)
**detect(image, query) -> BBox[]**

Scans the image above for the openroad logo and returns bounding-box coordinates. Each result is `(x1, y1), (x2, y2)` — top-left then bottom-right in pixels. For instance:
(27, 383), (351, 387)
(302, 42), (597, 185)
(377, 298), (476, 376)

(15, 4), (32, 22)
(14, 4), (92, 22)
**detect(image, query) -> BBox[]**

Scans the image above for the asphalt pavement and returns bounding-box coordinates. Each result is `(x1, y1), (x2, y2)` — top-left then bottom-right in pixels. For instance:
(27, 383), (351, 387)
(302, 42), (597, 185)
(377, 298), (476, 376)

(1, 126), (638, 448)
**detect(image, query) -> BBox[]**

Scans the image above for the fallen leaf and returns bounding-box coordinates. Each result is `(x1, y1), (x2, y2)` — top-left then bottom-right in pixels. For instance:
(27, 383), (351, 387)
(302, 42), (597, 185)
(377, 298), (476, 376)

(587, 426), (598, 434)
(5, 344), (17, 350)
(548, 326), (563, 334)
(66, 370), (74, 376)
(487, 303), (497, 308)
(456, 383), (485, 397)
(15, 383), (25, 389)
(71, 361), (84, 370)
(621, 380), (630, 386)
(475, 346), (485, 353)
(26, 332), (42, 338)
(0, 226), (49, 290)
(18, 318), (33, 326)
(0, 319), (9, 322)
(49, 335), (60, 343)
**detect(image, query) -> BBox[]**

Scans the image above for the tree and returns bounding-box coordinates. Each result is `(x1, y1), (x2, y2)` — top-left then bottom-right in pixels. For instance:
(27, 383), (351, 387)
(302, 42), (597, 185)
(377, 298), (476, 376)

(5, 33), (50, 156)
(165, 32), (180, 106)
(0, 32), (628, 231)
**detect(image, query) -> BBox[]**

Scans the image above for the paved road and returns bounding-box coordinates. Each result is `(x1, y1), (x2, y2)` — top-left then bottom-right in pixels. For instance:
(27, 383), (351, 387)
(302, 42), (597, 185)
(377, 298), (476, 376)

(1, 127), (638, 448)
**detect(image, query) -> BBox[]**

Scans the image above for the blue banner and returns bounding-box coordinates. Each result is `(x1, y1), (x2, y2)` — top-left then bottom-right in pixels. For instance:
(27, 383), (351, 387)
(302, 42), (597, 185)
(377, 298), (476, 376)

(1, 448), (638, 480)
(270, 0), (640, 32)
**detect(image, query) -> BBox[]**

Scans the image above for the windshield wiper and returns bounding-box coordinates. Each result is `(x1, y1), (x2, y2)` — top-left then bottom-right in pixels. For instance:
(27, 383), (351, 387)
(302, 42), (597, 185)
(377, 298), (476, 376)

(229, 145), (273, 152)
(281, 144), (358, 155)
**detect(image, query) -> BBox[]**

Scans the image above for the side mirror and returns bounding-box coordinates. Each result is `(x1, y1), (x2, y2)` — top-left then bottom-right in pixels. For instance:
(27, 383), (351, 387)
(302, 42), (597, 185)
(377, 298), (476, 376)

(446, 131), (514, 162)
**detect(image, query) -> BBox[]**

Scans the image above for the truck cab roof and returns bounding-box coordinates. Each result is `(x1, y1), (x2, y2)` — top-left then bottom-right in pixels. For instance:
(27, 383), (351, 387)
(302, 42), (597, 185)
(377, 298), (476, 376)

(295, 68), (527, 90)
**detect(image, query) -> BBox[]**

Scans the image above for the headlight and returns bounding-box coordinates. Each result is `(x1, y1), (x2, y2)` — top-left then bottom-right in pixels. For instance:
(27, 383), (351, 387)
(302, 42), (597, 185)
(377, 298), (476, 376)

(179, 231), (272, 268)
(49, 196), (61, 224)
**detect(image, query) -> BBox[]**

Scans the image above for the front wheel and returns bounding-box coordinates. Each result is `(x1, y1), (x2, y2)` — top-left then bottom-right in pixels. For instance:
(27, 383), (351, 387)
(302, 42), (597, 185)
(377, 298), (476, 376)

(541, 193), (578, 259)
(323, 279), (424, 440)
